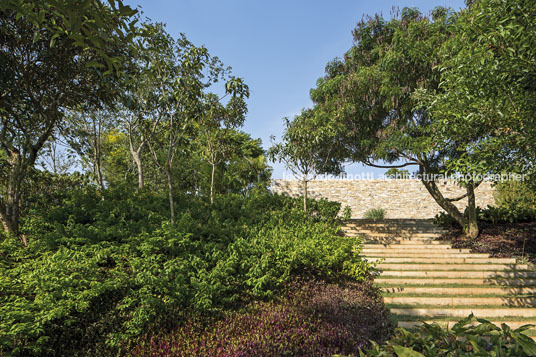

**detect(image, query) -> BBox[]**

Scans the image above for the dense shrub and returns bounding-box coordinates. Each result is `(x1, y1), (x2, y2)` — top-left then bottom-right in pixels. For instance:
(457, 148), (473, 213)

(362, 314), (536, 356)
(128, 279), (391, 356)
(0, 187), (370, 355)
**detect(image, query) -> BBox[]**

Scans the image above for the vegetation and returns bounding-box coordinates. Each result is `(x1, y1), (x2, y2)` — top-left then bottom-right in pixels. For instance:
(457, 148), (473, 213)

(1, 0), (535, 355)
(129, 279), (391, 356)
(363, 208), (386, 221)
(268, 109), (342, 212)
(0, 188), (372, 355)
(384, 168), (410, 179)
(362, 314), (536, 356)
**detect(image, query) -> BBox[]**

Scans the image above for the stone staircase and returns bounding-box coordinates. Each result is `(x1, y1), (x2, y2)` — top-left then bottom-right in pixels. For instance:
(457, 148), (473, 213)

(343, 219), (536, 337)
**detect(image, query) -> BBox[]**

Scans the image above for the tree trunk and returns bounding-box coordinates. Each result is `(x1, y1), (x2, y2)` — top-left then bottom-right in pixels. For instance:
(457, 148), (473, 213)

(465, 183), (479, 239)
(166, 163), (175, 224)
(131, 149), (144, 189)
(95, 156), (104, 190)
(421, 178), (468, 227)
(0, 154), (27, 245)
(303, 179), (308, 212)
(210, 162), (215, 205)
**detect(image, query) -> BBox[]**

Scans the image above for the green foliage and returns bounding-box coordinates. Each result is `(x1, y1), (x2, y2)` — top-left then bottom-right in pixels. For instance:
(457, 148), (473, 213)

(0, 188), (369, 355)
(363, 208), (385, 221)
(385, 168), (411, 179)
(417, 0), (536, 179)
(361, 314), (536, 356)
(343, 205), (352, 220)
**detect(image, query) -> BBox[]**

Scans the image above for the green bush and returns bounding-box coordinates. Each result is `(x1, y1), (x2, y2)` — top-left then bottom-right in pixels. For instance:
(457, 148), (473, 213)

(362, 314), (536, 356)
(363, 208), (385, 221)
(0, 188), (370, 356)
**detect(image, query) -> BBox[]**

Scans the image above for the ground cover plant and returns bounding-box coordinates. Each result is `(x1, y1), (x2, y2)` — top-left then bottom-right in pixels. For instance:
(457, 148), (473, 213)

(128, 278), (392, 356)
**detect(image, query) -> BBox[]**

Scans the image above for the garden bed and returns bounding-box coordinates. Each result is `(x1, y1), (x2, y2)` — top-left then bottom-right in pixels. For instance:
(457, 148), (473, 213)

(439, 222), (536, 263)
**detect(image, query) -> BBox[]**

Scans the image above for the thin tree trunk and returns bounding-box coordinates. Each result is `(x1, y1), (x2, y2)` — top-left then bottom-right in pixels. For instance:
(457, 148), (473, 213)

(131, 148), (144, 189)
(95, 156), (104, 190)
(166, 163), (175, 224)
(303, 178), (308, 212)
(210, 162), (215, 204)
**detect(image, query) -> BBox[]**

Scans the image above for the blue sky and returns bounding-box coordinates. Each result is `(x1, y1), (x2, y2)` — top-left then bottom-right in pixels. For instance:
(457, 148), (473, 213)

(125, 0), (467, 178)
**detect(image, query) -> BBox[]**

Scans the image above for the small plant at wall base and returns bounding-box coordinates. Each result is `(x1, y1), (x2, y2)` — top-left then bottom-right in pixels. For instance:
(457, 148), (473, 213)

(343, 205), (352, 220)
(364, 208), (385, 221)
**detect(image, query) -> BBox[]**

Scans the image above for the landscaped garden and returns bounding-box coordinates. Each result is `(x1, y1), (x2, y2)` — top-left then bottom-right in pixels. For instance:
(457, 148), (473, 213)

(1, 0), (535, 355)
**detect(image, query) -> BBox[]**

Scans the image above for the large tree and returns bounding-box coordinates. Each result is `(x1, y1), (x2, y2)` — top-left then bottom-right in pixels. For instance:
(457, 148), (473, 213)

(0, 0), (138, 243)
(311, 7), (486, 237)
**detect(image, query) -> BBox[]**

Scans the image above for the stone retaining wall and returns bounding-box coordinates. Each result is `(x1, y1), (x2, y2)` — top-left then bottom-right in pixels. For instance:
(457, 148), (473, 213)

(270, 179), (496, 219)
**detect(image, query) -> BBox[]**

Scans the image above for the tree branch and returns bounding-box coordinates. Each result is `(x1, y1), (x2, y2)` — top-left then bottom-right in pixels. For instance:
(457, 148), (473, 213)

(364, 160), (419, 169)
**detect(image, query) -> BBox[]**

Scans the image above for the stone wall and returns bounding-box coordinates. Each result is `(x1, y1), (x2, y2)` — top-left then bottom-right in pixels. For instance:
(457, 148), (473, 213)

(270, 179), (496, 219)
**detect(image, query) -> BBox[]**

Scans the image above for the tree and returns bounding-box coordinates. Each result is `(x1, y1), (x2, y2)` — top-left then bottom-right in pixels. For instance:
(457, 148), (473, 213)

(199, 89), (249, 204)
(66, 108), (118, 190)
(0, 0), (138, 243)
(269, 108), (342, 212)
(119, 22), (171, 190)
(385, 168), (410, 179)
(311, 7), (484, 238)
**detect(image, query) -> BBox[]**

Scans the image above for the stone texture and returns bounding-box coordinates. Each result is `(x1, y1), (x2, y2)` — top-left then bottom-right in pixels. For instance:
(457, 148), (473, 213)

(270, 179), (495, 219)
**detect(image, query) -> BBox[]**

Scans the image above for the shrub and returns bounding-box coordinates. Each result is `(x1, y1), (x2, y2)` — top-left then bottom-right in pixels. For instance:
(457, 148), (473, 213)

(362, 314), (536, 356)
(363, 208), (385, 220)
(0, 190), (370, 355)
(128, 279), (392, 356)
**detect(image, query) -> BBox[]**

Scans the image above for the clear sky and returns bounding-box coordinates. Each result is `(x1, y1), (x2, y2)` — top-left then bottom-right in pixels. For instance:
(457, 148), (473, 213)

(124, 0), (467, 178)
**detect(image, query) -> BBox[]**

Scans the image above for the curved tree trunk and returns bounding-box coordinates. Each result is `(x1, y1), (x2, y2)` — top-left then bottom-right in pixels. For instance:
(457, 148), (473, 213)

(420, 178), (479, 238)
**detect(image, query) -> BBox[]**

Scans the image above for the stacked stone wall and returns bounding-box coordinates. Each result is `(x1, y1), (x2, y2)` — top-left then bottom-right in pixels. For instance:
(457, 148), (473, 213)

(270, 179), (496, 219)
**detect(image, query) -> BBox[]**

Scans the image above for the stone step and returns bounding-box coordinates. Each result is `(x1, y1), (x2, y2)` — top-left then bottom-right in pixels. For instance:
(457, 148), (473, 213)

(343, 226), (445, 231)
(398, 320), (536, 330)
(345, 232), (444, 238)
(379, 271), (536, 278)
(378, 264), (529, 271)
(363, 253), (489, 258)
(367, 257), (517, 264)
(363, 244), (454, 249)
(363, 248), (472, 254)
(385, 296), (536, 307)
(343, 225), (444, 230)
(364, 240), (448, 245)
(375, 278), (536, 286)
(389, 307), (536, 318)
(382, 286), (536, 295)
(363, 238), (445, 244)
